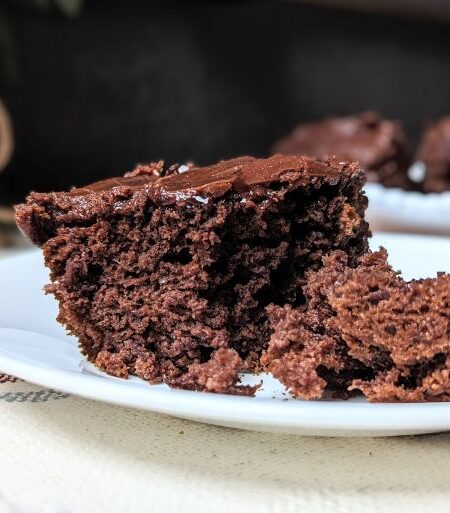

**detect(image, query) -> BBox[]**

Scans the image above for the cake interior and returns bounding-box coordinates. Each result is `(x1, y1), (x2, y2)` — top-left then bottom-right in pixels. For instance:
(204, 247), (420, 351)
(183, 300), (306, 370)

(41, 174), (367, 393)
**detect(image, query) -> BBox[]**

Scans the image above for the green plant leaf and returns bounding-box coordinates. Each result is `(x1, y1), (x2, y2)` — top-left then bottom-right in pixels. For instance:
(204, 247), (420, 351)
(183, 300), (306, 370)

(53, 0), (84, 17)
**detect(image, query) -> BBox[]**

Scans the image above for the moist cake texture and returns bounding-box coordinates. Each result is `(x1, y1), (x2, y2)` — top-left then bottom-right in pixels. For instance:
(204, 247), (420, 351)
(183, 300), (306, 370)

(273, 112), (412, 189)
(416, 116), (450, 193)
(264, 249), (450, 402)
(16, 155), (369, 395)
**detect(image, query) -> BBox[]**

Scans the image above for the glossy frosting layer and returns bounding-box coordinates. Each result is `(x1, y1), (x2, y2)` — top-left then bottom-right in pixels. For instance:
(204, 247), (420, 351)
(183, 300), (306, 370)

(15, 154), (363, 245)
(71, 154), (359, 202)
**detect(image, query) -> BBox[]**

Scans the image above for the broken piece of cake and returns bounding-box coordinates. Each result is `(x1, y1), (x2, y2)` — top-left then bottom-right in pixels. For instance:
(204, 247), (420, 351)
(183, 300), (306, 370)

(263, 249), (450, 402)
(15, 155), (369, 395)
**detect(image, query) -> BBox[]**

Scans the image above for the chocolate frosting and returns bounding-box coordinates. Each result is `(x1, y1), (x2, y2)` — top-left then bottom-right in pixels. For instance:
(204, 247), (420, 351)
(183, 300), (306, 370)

(416, 116), (450, 192)
(16, 154), (362, 245)
(417, 117), (450, 163)
(70, 154), (358, 202)
(273, 112), (406, 171)
(68, 160), (183, 195)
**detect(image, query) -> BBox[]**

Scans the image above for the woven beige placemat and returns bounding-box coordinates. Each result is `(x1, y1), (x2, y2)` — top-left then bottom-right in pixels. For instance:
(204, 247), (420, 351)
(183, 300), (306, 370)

(1, 377), (450, 513)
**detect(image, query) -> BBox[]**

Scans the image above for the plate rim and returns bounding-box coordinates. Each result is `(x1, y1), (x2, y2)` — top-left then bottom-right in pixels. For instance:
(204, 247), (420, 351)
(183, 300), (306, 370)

(2, 329), (450, 436)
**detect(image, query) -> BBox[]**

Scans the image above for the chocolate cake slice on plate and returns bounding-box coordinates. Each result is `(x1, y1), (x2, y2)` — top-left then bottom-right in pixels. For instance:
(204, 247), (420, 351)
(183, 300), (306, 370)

(16, 155), (369, 395)
(273, 112), (412, 189)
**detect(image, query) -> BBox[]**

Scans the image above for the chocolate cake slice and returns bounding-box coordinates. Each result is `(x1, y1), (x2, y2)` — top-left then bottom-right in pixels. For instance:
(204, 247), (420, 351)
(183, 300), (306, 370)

(264, 249), (450, 402)
(273, 112), (412, 189)
(16, 155), (369, 395)
(416, 116), (450, 193)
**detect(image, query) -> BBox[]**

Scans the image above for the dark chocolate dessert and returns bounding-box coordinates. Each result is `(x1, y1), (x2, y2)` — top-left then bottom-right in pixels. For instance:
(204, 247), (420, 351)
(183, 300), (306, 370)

(273, 112), (412, 189)
(264, 249), (450, 402)
(416, 116), (450, 193)
(15, 155), (369, 395)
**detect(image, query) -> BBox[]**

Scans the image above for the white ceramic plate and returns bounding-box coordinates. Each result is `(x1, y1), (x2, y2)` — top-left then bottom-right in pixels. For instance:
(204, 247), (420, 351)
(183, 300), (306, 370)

(1, 233), (450, 437)
(365, 183), (450, 236)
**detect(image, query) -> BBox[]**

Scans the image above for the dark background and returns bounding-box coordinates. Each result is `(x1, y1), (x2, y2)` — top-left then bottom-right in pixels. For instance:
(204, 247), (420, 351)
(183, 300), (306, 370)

(1, 0), (450, 204)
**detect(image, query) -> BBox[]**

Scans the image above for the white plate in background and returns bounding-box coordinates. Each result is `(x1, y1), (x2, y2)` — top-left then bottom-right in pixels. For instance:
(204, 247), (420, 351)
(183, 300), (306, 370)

(365, 183), (450, 235)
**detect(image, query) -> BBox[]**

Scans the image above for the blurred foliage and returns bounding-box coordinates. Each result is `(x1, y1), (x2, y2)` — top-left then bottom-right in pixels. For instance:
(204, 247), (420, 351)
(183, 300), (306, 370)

(11, 0), (84, 17)
(0, 0), (84, 80)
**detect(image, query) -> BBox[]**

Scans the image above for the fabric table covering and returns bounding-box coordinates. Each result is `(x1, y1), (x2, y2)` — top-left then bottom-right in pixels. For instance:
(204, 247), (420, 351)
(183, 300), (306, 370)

(1, 377), (450, 513)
